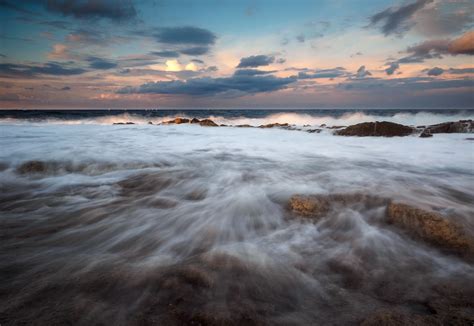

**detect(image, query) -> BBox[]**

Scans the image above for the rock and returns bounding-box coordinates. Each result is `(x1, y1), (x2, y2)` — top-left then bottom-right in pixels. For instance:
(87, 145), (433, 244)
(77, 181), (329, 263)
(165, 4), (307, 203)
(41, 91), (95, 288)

(235, 124), (253, 128)
(419, 130), (433, 138)
(320, 124), (327, 127)
(126, 122), (135, 125)
(219, 124), (227, 127)
(327, 125), (346, 129)
(113, 122), (135, 125)
(259, 123), (289, 128)
(199, 119), (218, 127)
(386, 203), (473, 256)
(466, 138), (474, 141)
(426, 120), (473, 134)
(288, 193), (389, 220)
(190, 118), (200, 124)
(163, 117), (190, 124)
(307, 129), (322, 133)
(148, 121), (153, 125)
(17, 161), (47, 174)
(336, 121), (413, 137)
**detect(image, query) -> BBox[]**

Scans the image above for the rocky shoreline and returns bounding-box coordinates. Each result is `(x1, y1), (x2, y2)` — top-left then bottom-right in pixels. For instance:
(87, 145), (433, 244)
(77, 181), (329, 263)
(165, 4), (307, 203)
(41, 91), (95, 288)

(113, 118), (473, 137)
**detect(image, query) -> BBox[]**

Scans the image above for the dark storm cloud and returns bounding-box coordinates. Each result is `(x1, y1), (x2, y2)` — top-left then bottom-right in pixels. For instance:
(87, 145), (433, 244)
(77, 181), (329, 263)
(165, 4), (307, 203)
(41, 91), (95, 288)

(354, 65), (372, 78)
(369, 0), (433, 36)
(150, 51), (180, 58)
(297, 67), (347, 79)
(45, 0), (137, 21)
(385, 62), (399, 75)
(86, 57), (117, 70)
(237, 55), (275, 68)
(0, 0), (33, 14)
(449, 67), (474, 74)
(153, 27), (217, 45)
(117, 74), (296, 96)
(426, 67), (444, 76)
(0, 62), (87, 78)
(233, 69), (277, 76)
(179, 46), (210, 56)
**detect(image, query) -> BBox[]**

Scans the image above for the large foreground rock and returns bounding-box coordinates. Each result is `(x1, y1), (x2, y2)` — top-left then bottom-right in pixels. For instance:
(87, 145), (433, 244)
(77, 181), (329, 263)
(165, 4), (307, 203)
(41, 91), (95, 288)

(336, 121), (413, 137)
(386, 203), (473, 256)
(288, 193), (473, 257)
(288, 193), (389, 220)
(425, 120), (473, 134)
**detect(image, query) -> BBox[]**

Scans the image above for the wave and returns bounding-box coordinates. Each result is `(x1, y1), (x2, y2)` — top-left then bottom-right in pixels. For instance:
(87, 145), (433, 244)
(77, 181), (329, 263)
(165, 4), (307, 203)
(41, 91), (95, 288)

(0, 110), (473, 127)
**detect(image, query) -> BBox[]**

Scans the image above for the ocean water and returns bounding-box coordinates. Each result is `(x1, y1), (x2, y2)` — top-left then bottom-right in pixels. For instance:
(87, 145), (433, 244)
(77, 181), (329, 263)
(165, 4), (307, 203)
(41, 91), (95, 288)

(0, 109), (473, 325)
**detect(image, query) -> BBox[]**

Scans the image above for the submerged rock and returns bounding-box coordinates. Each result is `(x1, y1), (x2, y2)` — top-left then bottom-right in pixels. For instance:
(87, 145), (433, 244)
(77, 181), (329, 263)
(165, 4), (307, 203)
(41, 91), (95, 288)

(199, 119), (218, 127)
(288, 193), (389, 220)
(16, 160), (47, 174)
(336, 121), (413, 137)
(425, 120), (473, 134)
(307, 129), (322, 133)
(113, 122), (135, 125)
(419, 130), (433, 138)
(235, 124), (253, 128)
(288, 193), (473, 257)
(386, 202), (473, 256)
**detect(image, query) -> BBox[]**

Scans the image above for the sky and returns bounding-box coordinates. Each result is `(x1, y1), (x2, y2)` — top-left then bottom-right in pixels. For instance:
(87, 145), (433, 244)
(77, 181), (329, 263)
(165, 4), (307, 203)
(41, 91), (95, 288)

(0, 0), (473, 109)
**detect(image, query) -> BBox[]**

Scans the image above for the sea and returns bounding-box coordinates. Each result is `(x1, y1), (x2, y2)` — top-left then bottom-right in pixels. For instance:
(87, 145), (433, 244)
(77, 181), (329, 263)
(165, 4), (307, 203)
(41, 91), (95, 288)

(0, 108), (473, 324)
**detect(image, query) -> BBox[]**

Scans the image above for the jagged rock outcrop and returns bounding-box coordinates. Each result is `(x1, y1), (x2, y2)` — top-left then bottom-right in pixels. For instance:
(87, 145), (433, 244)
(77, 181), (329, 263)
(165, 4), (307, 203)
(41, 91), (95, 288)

(425, 120), (473, 134)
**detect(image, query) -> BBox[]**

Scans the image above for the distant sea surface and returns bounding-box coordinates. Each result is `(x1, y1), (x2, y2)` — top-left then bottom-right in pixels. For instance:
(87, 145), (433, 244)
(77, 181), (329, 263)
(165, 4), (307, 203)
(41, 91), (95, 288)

(1, 108), (473, 126)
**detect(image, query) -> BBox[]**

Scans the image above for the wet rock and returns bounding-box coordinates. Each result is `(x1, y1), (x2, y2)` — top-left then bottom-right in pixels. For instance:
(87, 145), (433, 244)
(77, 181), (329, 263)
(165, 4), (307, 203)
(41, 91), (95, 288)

(336, 121), (413, 137)
(307, 129), (322, 133)
(16, 161), (47, 174)
(419, 130), (433, 138)
(386, 203), (473, 256)
(288, 193), (389, 220)
(426, 120), (473, 134)
(190, 118), (200, 124)
(113, 122), (135, 125)
(163, 117), (190, 124)
(220, 124), (227, 127)
(235, 124), (253, 128)
(126, 122), (135, 125)
(259, 123), (289, 128)
(327, 125), (346, 129)
(199, 119), (218, 127)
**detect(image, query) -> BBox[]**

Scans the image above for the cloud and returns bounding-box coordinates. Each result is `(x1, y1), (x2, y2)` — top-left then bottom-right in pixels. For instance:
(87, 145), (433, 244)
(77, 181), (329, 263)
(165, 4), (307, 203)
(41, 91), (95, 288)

(0, 93), (20, 101)
(396, 30), (474, 64)
(449, 30), (474, 55)
(86, 57), (117, 70)
(154, 27), (216, 45)
(233, 69), (277, 76)
(369, 0), (433, 36)
(297, 67), (347, 79)
(237, 55), (275, 68)
(355, 65), (372, 78)
(45, 0), (137, 21)
(48, 43), (71, 59)
(179, 46), (210, 55)
(385, 62), (400, 75)
(296, 34), (305, 43)
(340, 76), (474, 91)
(191, 59), (205, 64)
(60, 86), (71, 91)
(426, 67), (444, 76)
(117, 74), (296, 96)
(448, 67), (474, 74)
(150, 50), (180, 58)
(414, 4), (473, 36)
(0, 62), (87, 78)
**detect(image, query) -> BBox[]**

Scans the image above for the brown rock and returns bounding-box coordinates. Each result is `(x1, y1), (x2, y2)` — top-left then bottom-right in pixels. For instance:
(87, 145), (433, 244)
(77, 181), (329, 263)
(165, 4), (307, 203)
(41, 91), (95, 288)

(259, 123), (289, 128)
(190, 118), (200, 123)
(235, 124), (253, 128)
(426, 120), (473, 134)
(336, 121), (413, 137)
(163, 117), (190, 124)
(386, 203), (473, 255)
(17, 161), (47, 174)
(288, 193), (389, 220)
(199, 119), (218, 127)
